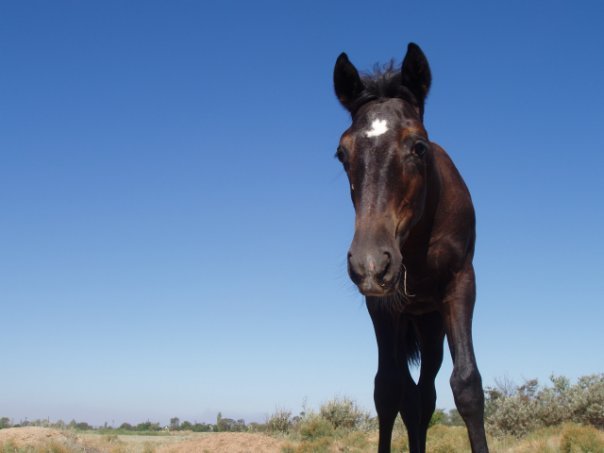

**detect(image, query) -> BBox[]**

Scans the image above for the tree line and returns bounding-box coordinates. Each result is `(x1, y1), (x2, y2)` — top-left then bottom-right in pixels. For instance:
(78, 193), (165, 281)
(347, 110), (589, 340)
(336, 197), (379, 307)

(0, 413), (245, 433)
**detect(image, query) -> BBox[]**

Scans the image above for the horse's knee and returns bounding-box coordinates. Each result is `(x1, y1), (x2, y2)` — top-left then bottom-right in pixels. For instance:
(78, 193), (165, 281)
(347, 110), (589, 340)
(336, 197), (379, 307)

(450, 367), (484, 416)
(374, 371), (401, 412)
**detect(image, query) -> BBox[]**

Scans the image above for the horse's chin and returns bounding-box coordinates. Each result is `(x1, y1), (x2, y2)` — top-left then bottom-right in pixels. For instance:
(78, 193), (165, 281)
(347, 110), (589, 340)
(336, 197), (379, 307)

(356, 276), (400, 298)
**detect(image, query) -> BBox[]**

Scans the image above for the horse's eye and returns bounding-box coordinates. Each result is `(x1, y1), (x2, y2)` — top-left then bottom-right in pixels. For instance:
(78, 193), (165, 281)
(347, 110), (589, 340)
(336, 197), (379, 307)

(335, 145), (348, 163)
(412, 142), (428, 157)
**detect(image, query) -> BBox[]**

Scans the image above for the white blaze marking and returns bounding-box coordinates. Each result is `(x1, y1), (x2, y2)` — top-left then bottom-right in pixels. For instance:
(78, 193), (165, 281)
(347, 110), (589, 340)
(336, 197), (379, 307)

(365, 118), (388, 138)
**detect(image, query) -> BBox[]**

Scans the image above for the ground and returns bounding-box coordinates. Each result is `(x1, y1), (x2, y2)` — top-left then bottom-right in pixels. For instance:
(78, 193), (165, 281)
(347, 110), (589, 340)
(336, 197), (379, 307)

(0, 427), (287, 453)
(1, 424), (603, 452)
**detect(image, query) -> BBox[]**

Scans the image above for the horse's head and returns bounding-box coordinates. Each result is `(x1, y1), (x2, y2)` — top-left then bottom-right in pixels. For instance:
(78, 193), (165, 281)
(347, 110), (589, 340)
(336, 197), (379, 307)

(334, 43), (432, 297)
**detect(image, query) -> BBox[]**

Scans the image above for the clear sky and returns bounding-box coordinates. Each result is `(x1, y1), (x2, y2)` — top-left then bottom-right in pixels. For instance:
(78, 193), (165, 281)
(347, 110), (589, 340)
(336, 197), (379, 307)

(1, 1), (603, 427)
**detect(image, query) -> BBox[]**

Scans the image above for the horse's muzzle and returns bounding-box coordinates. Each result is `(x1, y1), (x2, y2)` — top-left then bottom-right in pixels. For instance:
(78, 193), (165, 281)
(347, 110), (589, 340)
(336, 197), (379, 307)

(347, 245), (401, 297)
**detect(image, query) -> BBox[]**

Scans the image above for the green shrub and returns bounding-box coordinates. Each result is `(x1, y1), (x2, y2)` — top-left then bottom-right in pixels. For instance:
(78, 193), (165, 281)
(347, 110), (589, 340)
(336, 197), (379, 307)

(572, 375), (604, 429)
(485, 374), (604, 437)
(429, 409), (446, 427)
(266, 409), (292, 434)
(319, 397), (370, 431)
(298, 414), (334, 440)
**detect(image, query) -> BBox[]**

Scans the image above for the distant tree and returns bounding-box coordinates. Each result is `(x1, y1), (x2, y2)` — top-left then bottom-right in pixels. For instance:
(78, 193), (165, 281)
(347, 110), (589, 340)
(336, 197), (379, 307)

(429, 409), (446, 427)
(215, 412), (222, 432)
(191, 422), (212, 432)
(53, 420), (66, 430)
(119, 422), (133, 430)
(75, 422), (92, 430)
(40, 419), (49, 427)
(235, 419), (247, 432)
(248, 422), (266, 432)
(136, 421), (161, 431)
(169, 417), (180, 430)
(180, 420), (193, 431)
(446, 409), (464, 426)
(217, 417), (236, 432)
(0, 417), (11, 429)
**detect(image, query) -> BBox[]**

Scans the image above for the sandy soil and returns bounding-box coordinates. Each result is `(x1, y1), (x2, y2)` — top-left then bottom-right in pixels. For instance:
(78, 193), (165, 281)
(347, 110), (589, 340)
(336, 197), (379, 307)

(0, 427), (288, 453)
(0, 426), (78, 445)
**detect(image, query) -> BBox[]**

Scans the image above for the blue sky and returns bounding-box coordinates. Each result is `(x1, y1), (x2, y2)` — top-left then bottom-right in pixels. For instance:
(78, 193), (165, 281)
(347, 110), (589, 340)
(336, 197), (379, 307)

(1, 1), (603, 426)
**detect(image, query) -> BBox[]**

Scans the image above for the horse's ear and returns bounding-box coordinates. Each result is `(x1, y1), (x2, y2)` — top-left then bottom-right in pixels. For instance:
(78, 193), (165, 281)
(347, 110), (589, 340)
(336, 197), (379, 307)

(334, 53), (365, 113)
(401, 43), (431, 118)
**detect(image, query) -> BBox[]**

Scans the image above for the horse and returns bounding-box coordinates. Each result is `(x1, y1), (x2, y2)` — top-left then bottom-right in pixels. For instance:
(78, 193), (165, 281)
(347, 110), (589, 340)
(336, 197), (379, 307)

(332, 43), (489, 453)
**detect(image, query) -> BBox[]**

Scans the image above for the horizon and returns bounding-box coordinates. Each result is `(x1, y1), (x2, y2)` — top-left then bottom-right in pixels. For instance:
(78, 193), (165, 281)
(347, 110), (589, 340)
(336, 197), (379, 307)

(1, 1), (603, 428)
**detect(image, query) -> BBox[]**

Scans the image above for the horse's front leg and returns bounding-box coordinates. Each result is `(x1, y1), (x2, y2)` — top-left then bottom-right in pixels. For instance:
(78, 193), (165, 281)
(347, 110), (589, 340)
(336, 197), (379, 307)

(368, 300), (421, 453)
(415, 312), (445, 452)
(442, 264), (489, 453)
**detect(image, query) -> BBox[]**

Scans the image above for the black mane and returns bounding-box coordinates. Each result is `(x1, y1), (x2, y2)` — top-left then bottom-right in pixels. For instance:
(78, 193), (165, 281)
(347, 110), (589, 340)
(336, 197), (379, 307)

(350, 61), (420, 117)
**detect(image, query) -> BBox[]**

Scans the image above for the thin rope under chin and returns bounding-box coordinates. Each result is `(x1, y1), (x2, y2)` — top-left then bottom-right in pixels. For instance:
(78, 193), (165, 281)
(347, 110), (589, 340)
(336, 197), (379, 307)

(401, 261), (415, 298)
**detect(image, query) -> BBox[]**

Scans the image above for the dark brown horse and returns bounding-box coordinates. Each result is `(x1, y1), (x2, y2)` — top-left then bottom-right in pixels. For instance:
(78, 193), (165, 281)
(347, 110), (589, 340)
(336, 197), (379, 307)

(333, 43), (489, 453)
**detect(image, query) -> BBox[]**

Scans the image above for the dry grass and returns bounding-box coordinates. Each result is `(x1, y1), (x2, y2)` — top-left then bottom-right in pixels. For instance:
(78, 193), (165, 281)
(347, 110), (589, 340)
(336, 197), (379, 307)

(1, 423), (603, 452)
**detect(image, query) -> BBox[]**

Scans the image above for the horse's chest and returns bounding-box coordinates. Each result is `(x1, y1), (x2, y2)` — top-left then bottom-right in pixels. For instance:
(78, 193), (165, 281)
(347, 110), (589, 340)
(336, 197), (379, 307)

(397, 259), (445, 314)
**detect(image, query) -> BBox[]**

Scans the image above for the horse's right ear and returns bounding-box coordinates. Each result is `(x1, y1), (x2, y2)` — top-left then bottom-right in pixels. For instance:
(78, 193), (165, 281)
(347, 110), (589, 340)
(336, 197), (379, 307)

(334, 53), (365, 112)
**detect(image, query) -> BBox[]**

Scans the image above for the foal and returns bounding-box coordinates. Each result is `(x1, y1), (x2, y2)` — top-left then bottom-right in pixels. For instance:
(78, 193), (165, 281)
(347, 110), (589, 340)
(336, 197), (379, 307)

(333, 43), (489, 453)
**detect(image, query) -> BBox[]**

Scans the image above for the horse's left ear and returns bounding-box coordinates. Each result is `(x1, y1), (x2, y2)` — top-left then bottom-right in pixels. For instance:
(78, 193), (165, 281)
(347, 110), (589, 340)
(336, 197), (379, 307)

(334, 52), (365, 113)
(401, 43), (432, 119)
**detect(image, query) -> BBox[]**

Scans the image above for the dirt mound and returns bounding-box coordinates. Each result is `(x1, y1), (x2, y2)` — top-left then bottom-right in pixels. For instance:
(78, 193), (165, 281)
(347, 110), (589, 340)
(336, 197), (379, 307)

(0, 427), (85, 450)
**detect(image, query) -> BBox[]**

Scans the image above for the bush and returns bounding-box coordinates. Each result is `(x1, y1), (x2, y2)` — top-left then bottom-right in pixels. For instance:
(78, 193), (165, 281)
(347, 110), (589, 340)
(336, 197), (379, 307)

(486, 374), (604, 437)
(266, 409), (292, 434)
(298, 414), (334, 440)
(319, 397), (370, 431)
(429, 409), (446, 427)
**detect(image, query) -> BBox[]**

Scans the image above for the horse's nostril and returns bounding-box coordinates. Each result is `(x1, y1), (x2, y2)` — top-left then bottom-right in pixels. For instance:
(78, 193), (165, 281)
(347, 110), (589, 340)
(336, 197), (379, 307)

(383, 251), (391, 263)
(376, 251), (392, 284)
(347, 252), (363, 285)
